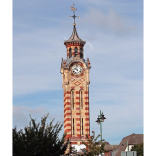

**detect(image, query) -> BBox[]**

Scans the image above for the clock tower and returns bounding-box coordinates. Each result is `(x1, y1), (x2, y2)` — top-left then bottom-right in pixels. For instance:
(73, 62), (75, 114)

(60, 4), (91, 150)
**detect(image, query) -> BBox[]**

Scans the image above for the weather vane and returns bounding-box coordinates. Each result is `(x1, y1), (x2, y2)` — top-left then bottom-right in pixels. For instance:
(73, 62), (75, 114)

(69, 3), (80, 26)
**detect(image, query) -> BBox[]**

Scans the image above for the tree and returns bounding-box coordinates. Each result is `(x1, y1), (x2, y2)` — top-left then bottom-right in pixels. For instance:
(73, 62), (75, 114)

(131, 143), (143, 156)
(81, 131), (106, 156)
(13, 114), (69, 156)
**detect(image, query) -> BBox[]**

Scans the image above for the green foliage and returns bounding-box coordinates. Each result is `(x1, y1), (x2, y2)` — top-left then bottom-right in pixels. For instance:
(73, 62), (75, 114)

(82, 131), (106, 156)
(13, 114), (69, 156)
(131, 143), (144, 156)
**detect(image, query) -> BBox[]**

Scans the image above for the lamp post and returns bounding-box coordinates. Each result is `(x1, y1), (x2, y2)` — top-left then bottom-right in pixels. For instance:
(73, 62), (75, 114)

(95, 110), (106, 144)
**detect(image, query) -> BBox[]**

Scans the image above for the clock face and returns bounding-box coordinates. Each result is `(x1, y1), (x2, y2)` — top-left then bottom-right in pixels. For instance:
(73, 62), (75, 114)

(71, 64), (82, 75)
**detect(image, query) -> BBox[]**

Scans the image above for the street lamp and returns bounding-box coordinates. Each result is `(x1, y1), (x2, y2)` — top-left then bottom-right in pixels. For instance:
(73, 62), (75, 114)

(95, 110), (106, 144)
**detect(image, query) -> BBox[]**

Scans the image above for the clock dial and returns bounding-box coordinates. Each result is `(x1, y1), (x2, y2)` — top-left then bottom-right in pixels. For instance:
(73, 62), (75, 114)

(72, 64), (82, 75)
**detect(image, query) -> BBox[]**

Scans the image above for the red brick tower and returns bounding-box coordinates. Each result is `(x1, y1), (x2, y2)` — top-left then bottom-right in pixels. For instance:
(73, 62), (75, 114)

(60, 6), (91, 150)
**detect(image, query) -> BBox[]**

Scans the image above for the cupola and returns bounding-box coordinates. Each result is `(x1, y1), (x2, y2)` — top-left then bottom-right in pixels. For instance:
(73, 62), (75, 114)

(64, 25), (86, 59)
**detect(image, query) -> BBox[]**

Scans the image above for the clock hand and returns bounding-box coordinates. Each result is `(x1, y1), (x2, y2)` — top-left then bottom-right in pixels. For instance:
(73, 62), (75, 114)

(75, 68), (78, 71)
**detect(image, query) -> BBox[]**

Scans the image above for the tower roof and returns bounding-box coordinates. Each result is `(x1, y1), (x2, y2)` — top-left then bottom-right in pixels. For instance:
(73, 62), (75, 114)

(64, 26), (86, 45)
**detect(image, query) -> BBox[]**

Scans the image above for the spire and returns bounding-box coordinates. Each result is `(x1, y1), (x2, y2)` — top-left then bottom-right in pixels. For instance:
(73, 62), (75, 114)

(64, 26), (86, 45)
(64, 3), (86, 46)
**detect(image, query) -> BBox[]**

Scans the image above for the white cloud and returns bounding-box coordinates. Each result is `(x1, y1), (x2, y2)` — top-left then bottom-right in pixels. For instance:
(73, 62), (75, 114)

(13, 105), (47, 128)
(13, 104), (64, 130)
(90, 99), (143, 144)
(13, 26), (66, 96)
(80, 7), (130, 36)
(78, 0), (143, 14)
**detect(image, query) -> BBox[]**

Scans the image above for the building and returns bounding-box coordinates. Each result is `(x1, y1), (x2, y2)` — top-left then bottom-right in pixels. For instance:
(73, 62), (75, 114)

(115, 133), (143, 156)
(60, 4), (91, 152)
(104, 142), (119, 156)
(105, 133), (143, 156)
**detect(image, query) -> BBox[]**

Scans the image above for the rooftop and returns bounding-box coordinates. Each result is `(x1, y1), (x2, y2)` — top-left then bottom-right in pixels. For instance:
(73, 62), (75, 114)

(64, 26), (86, 45)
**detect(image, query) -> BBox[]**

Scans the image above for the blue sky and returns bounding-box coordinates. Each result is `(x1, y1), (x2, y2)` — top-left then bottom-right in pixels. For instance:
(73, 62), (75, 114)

(13, 0), (143, 145)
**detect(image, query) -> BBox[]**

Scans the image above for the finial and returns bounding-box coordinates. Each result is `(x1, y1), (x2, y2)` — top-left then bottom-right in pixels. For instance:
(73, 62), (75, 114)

(87, 58), (90, 67)
(63, 60), (66, 66)
(69, 3), (80, 26)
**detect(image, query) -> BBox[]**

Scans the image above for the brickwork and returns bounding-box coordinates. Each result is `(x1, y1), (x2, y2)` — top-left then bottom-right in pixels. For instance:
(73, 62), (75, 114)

(61, 25), (91, 149)
(61, 58), (91, 145)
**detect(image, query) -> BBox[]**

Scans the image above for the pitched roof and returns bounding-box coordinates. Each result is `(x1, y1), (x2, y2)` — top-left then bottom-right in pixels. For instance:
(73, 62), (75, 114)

(104, 145), (119, 151)
(120, 133), (143, 145)
(115, 133), (143, 156)
(64, 26), (86, 45)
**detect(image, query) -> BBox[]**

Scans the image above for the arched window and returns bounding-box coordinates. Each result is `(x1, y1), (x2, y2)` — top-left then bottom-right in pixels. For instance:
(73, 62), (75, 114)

(73, 118), (75, 135)
(71, 90), (74, 109)
(69, 48), (72, 58)
(74, 47), (78, 57)
(81, 118), (83, 135)
(80, 90), (83, 109)
(80, 48), (83, 58)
